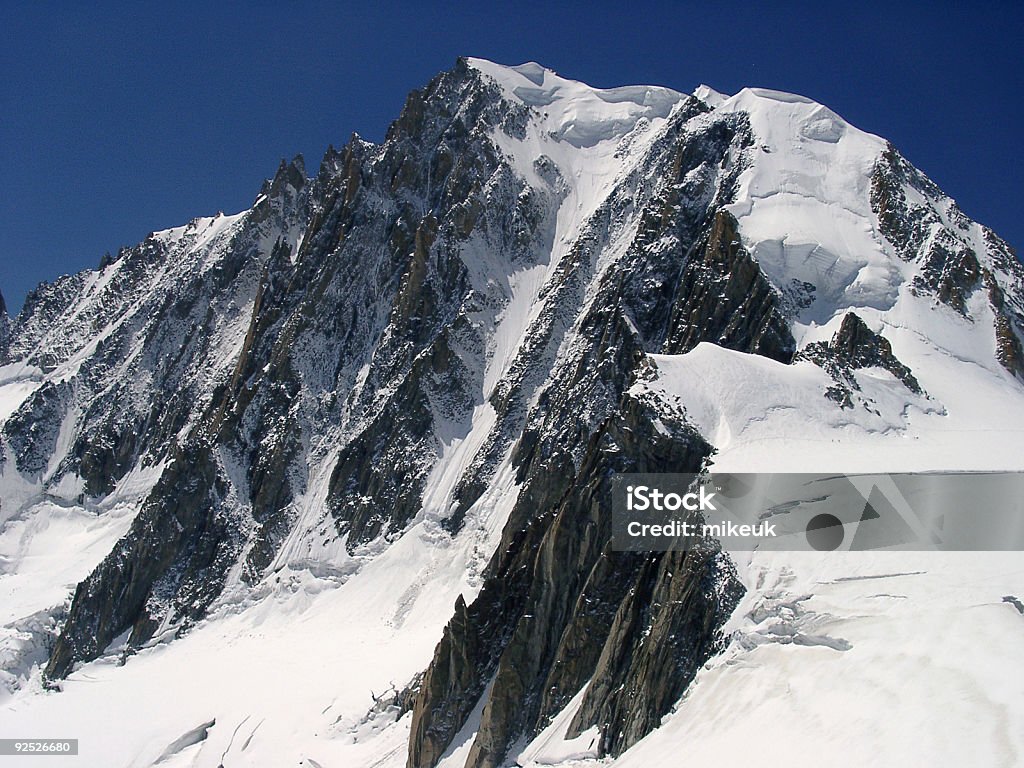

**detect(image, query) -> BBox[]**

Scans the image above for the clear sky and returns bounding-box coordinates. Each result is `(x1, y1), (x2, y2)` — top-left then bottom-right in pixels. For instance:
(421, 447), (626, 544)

(2, 1), (1021, 313)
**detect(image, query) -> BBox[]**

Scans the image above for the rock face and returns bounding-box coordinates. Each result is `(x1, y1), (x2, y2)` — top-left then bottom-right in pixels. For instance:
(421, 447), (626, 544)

(41, 59), (544, 676)
(405, 201), (787, 767)
(664, 210), (795, 362)
(871, 143), (1024, 379)
(3, 382), (72, 478)
(409, 391), (742, 768)
(985, 266), (1024, 379)
(797, 312), (922, 407)
(826, 313), (920, 392)
(1, 57), (1023, 768)
(47, 442), (233, 676)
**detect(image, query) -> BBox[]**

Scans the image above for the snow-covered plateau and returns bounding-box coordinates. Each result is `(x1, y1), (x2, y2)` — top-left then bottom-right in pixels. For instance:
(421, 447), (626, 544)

(0, 58), (1021, 768)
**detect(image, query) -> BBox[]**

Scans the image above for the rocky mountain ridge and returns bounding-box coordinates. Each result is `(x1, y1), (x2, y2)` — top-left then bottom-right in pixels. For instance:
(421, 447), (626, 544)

(0, 58), (1022, 768)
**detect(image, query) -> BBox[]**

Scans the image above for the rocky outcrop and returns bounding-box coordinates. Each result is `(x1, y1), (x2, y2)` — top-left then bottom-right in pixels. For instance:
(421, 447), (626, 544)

(408, 375), (743, 768)
(664, 209), (795, 362)
(870, 143), (946, 265)
(798, 312), (921, 407)
(870, 143), (1024, 377)
(915, 235), (981, 315)
(46, 441), (236, 678)
(985, 268), (1024, 379)
(871, 144), (981, 313)
(3, 381), (72, 478)
(565, 541), (739, 756)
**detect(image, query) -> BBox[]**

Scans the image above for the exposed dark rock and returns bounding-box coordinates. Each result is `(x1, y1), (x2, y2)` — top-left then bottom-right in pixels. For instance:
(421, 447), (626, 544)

(913, 233), (981, 314)
(870, 143), (984, 317)
(326, 368), (436, 548)
(664, 209), (795, 362)
(75, 420), (142, 497)
(3, 381), (71, 478)
(251, 156), (306, 225)
(566, 542), (740, 756)
(982, 263), (1024, 381)
(797, 312), (921, 405)
(1003, 595), (1024, 615)
(46, 441), (237, 678)
(408, 379), (741, 768)
(408, 593), (503, 768)
(870, 143), (944, 264)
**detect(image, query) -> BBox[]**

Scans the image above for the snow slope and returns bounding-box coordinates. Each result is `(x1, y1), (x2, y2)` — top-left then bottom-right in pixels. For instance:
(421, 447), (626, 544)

(467, 59), (682, 149)
(719, 88), (898, 322)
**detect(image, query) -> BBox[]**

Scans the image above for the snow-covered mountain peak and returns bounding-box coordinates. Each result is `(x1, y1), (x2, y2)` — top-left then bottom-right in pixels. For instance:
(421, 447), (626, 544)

(466, 57), (685, 147)
(718, 85), (884, 158)
(1, 58), (1023, 768)
(707, 85), (895, 325)
(693, 83), (729, 107)
(686, 81), (1024, 388)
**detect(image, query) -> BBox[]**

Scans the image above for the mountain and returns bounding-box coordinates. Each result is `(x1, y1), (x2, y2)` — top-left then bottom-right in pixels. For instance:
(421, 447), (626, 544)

(1, 58), (1022, 768)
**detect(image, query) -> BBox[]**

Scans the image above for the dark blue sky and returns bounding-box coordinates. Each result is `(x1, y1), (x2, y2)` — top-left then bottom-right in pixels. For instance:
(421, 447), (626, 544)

(2, 1), (1021, 314)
